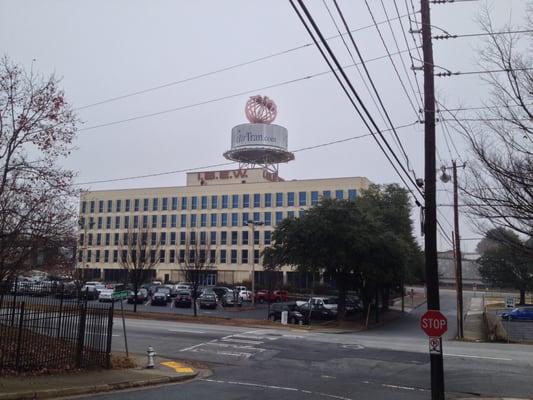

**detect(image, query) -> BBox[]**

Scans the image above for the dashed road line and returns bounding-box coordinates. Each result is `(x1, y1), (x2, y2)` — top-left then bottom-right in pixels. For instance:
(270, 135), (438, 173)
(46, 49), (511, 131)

(444, 353), (512, 361)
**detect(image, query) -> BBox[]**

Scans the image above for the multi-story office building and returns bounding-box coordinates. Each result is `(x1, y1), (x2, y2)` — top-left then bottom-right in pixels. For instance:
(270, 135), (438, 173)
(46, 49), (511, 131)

(77, 168), (371, 287)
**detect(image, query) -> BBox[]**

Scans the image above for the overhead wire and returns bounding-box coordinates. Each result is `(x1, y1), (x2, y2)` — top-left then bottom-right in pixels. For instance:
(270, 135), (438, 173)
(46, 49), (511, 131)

(289, 0), (424, 205)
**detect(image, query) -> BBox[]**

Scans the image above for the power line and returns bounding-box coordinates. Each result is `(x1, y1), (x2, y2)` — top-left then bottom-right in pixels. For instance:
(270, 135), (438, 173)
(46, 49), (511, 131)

(433, 29), (533, 40)
(290, 0), (424, 205)
(436, 67), (533, 77)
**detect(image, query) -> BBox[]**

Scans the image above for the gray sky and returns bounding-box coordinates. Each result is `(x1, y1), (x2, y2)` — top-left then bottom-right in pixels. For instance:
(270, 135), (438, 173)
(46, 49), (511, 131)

(1, 0), (528, 252)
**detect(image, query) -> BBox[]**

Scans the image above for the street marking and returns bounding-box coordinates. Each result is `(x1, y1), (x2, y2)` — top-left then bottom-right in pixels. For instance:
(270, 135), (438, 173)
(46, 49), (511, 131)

(206, 342), (265, 351)
(381, 384), (415, 391)
(180, 339), (218, 352)
(221, 338), (264, 345)
(160, 361), (194, 373)
(444, 353), (512, 361)
(167, 328), (206, 334)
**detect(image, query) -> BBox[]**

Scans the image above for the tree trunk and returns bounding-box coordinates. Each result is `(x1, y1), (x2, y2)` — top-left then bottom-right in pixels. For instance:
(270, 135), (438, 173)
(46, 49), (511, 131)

(193, 293), (197, 317)
(519, 288), (526, 305)
(374, 286), (380, 323)
(381, 285), (390, 311)
(133, 284), (138, 313)
(336, 277), (347, 320)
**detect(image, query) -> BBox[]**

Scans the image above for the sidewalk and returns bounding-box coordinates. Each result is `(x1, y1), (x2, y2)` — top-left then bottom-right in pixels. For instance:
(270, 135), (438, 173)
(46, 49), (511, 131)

(463, 297), (485, 341)
(0, 354), (200, 400)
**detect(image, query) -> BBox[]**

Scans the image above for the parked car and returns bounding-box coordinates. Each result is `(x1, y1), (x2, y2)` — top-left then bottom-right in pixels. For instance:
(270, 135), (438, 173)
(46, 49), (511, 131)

(255, 290), (289, 303)
(154, 287), (172, 302)
(212, 286), (231, 300)
(234, 285), (247, 292)
(164, 284), (178, 297)
(98, 289), (116, 302)
(501, 307), (533, 321)
(222, 291), (242, 307)
(80, 284), (100, 300)
(175, 282), (191, 291)
(174, 290), (193, 308)
(239, 290), (253, 301)
(298, 301), (337, 320)
(269, 302), (308, 325)
(199, 293), (217, 309)
(151, 290), (169, 306)
(127, 288), (148, 304)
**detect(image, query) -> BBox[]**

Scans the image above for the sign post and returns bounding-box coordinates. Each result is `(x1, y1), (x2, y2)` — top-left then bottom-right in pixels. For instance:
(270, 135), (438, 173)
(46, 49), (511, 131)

(421, 310), (448, 363)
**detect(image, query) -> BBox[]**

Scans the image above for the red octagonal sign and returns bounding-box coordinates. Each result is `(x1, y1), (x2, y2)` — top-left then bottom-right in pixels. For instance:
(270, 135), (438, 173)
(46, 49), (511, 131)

(420, 310), (447, 337)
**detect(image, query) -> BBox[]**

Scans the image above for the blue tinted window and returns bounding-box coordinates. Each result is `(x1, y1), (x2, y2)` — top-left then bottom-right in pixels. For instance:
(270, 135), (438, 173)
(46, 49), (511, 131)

(211, 195), (218, 209)
(133, 215), (138, 228)
(288, 211), (295, 219)
(348, 189), (357, 200)
(210, 213), (217, 227)
(276, 192), (283, 207)
(241, 249), (248, 264)
(299, 192), (307, 206)
(287, 192), (295, 206)
(106, 217), (112, 229)
(125, 199), (130, 212)
(253, 212), (260, 223)
(323, 190), (331, 199)
(231, 231), (238, 245)
(152, 215), (158, 228)
(210, 231), (217, 245)
(275, 211), (283, 225)
(201, 214), (207, 227)
(115, 216), (121, 229)
(98, 200), (104, 213)
(231, 212), (239, 227)
(264, 212), (272, 226)
(253, 193), (260, 208)
(162, 198), (168, 211)
(143, 198), (149, 211)
(97, 217), (103, 229)
(180, 215), (187, 228)
(171, 215), (177, 228)
(181, 196), (188, 210)
(180, 232), (186, 245)
(190, 214), (197, 227)
(243, 194), (250, 208)
(201, 196), (208, 209)
(161, 215), (167, 228)
(336, 190), (344, 199)
(264, 231), (271, 245)
(108, 200), (113, 212)
(254, 230), (260, 245)
(90, 201), (95, 213)
(311, 191), (319, 206)
(191, 196), (198, 210)
(232, 194), (239, 208)
(200, 231), (206, 245)
(170, 232), (176, 245)
(222, 195), (228, 209)
(115, 200), (121, 212)
(142, 215), (148, 228)
(221, 231), (227, 245)
(264, 193), (272, 207)
(134, 199), (140, 211)
(242, 230), (249, 245)
(152, 198), (158, 211)
(231, 249), (237, 264)
(220, 249), (227, 263)
(172, 197), (178, 210)
(242, 212), (249, 226)
(221, 213), (228, 227)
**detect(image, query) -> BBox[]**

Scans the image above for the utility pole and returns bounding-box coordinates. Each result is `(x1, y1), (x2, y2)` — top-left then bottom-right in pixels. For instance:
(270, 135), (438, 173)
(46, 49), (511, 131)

(421, 0), (445, 399)
(452, 160), (464, 339)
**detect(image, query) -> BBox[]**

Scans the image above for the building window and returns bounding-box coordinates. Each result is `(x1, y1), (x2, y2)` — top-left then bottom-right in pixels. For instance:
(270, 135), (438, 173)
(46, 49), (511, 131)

(253, 212), (260, 223)
(98, 200), (104, 213)
(113, 250), (118, 263)
(243, 194), (250, 208)
(106, 217), (111, 229)
(179, 250), (185, 263)
(181, 196), (188, 210)
(115, 216), (121, 229)
(209, 249), (216, 263)
(151, 232), (157, 246)
(264, 193), (272, 207)
(323, 190), (331, 199)
(161, 215), (167, 228)
(104, 250), (109, 263)
(81, 201), (87, 214)
(169, 250), (175, 263)
(190, 231), (196, 245)
(191, 196), (198, 210)
(242, 249), (248, 264)
(242, 230), (249, 245)
(231, 250), (237, 264)
(134, 199), (140, 211)
(254, 230), (259, 245)
(151, 215), (158, 228)
(114, 233), (119, 246)
(210, 213), (217, 227)
(299, 191), (307, 206)
(231, 212), (239, 227)
(143, 198), (149, 211)
(159, 250), (165, 263)
(221, 195), (228, 209)
(90, 201), (95, 213)
(231, 194), (239, 208)
(288, 192), (295, 206)
(180, 232), (186, 245)
(170, 232), (176, 245)
(231, 231), (238, 245)
(288, 211), (295, 219)
(275, 211), (283, 225)
(348, 189), (357, 200)
(201, 214), (207, 227)
(242, 212), (249, 226)
(264, 231), (271, 245)
(201, 196), (208, 209)
(124, 216), (129, 229)
(254, 249), (259, 264)
(211, 195), (218, 209)
(200, 231), (206, 245)
(133, 215), (139, 228)
(264, 212), (272, 226)
(311, 191), (319, 206)
(253, 193), (260, 208)
(221, 213), (228, 227)
(125, 199), (130, 212)
(221, 231), (227, 245)
(171, 215), (177, 228)
(275, 192), (283, 207)
(160, 232), (166, 245)
(210, 231), (217, 245)
(162, 197), (168, 211)
(220, 249), (227, 264)
(96, 233), (101, 246)
(79, 234), (84, 246)
(180, 215), (187, 228)
(152, 198), (159, 211)
(115, 200), (121, 213)
(107, 200), (113, 213)
(78, 250), (82, 262)
(105, 233), (110, 246)
(336, 190), (344, 200)
(142, 215), (148, 228)
(97, 217), (103, 229)
(171, 197), (178, 211)
(190, 214), (197, 228)
(86, 250), (92, 262)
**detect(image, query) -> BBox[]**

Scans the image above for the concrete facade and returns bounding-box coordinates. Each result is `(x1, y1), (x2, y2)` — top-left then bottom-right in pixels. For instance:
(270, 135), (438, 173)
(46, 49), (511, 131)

(77, 168), (371, 285)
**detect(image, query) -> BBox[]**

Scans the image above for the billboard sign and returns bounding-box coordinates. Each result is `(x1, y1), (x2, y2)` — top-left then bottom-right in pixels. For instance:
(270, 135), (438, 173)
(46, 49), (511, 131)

(231, 123), (288, 151)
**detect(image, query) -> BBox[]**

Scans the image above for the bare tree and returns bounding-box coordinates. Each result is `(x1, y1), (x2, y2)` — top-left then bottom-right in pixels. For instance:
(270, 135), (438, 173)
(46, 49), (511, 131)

(0, 57), (78, 281)
(178, 229), (213, 317)
(118, 225), (160, 312)
(455, 6), (533, 242)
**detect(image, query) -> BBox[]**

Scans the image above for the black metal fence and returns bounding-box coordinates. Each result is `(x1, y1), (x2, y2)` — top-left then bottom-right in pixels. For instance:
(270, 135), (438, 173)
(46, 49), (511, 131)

(0, 280), (114, 373)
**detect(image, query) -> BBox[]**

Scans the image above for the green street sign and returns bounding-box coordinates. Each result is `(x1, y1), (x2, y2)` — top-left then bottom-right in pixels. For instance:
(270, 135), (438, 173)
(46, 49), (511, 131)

(112, 290), (129, 300)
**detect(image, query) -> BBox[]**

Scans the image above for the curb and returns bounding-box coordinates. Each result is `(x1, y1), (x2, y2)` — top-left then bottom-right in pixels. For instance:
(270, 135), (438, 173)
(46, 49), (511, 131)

(0, 371), (198, 400)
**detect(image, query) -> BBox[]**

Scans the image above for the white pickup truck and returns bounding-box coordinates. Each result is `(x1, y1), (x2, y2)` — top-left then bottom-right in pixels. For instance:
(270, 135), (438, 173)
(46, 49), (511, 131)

(296, 297), (338, 311)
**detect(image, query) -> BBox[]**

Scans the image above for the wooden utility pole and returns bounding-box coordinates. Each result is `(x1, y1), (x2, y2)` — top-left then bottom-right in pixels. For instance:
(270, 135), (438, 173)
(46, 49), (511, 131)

(421, 0), (446, 398)
(453, 160), (464, 339)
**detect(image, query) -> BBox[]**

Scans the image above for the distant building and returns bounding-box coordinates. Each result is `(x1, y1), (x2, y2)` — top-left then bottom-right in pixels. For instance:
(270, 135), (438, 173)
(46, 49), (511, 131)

(76, 168), (371, 286)
(438, 250), (483, 287)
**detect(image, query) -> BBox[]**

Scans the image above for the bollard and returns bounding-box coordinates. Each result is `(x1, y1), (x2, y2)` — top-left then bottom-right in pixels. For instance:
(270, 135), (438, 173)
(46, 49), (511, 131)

(146, 345), (156, 368)
(281, 310), (288, 325)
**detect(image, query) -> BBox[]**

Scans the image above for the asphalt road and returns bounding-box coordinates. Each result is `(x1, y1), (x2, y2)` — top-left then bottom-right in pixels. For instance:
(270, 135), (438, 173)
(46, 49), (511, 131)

(76, 289), (533, 400)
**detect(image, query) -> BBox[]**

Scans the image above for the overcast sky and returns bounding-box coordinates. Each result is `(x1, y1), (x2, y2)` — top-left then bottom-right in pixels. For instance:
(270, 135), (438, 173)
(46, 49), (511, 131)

(1, 0), (528, 252)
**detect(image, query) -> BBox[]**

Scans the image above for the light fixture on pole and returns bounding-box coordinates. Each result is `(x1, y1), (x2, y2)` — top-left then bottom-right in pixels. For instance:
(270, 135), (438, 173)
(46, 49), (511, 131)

(247, 220), (264, 306)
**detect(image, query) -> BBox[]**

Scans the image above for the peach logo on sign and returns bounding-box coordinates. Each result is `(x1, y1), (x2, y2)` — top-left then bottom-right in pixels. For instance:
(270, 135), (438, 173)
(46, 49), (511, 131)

(245, 95), (277, 124)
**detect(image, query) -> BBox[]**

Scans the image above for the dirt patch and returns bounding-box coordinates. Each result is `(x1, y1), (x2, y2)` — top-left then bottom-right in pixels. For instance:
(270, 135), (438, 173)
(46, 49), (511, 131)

(110, 354), (137, 369)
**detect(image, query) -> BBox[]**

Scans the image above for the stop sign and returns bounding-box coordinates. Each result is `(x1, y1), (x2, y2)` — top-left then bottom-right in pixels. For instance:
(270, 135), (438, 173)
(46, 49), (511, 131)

(420, 310), (447, 337)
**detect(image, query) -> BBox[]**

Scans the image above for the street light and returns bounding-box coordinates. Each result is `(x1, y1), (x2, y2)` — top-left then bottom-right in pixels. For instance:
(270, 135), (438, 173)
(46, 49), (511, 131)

(247, 220), (264, 306)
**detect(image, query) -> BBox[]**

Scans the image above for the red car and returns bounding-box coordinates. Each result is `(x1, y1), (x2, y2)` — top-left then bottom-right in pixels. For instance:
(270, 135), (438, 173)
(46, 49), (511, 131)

(254, 290), (289, 303)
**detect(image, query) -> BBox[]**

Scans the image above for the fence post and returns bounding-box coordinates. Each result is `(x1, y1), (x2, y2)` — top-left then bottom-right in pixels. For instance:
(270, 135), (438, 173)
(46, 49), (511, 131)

(57, 284), (64, 338)
(105, 302), (114, 369)
(15, 302), (25, 371)
(11, 276), (18, 327)
(75, 303), (87, 368)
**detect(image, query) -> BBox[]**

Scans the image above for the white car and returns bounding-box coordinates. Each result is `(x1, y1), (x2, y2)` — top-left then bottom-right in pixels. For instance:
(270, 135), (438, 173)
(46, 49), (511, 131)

(239, 290), (253, 301)
(98, 289), (115, 302)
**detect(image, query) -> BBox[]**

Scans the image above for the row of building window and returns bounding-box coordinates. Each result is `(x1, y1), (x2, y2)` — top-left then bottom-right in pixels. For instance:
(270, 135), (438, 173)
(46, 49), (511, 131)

(80, 211), (304, 231)
(79, 230), (272, 247)
(81, 190), (358, 214)
(79, 249), (260, 265)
